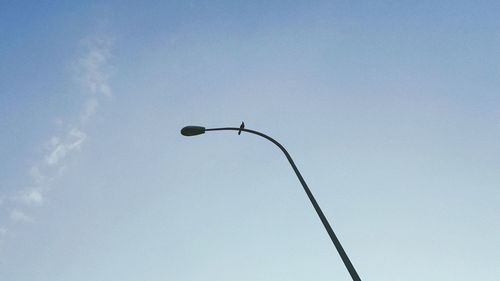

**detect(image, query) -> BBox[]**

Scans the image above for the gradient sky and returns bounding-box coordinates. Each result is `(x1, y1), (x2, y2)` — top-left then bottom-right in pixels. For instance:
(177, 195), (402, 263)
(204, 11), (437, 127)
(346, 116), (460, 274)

(1, 1), (499, 280)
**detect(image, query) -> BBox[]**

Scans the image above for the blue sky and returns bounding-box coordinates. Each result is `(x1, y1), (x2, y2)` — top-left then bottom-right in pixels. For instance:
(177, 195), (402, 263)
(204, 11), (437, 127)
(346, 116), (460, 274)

(1, 1), (499, 280)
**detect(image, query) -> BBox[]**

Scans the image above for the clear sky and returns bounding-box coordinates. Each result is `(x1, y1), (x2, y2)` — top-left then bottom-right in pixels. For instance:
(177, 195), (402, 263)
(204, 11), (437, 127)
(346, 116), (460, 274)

(1, 1), (499, 280)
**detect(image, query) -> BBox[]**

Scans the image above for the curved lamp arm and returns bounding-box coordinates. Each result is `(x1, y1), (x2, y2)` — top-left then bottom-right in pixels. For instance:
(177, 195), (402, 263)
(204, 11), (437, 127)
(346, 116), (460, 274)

(181, 125), (362, 281)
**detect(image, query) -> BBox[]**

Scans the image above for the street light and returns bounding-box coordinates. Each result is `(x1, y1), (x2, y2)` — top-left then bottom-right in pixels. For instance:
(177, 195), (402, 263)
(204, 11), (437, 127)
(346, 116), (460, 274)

(181, 123), (362, 281)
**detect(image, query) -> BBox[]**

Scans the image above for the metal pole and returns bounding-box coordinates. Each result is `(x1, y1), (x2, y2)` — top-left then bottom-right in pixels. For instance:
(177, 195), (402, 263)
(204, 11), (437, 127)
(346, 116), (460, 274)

(205, 127), (362, 281)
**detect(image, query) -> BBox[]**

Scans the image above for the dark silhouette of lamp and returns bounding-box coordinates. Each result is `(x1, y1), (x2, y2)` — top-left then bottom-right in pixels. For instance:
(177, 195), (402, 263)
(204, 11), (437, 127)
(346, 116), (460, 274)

(181, 126), (206, 136)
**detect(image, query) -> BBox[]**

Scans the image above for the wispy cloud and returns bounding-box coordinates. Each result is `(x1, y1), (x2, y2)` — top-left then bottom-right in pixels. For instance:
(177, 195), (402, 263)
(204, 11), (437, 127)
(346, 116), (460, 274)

(19, 189), (44, 206)
(44, 128), (87, 166)
(78, 37), (113, 98)
(10, 210), (33, 223)
(2, 34), (113, 234)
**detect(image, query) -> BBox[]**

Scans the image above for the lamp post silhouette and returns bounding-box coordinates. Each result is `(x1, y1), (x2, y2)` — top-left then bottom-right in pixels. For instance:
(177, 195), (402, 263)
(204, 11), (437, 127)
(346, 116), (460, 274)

(180, 124), (362, 281)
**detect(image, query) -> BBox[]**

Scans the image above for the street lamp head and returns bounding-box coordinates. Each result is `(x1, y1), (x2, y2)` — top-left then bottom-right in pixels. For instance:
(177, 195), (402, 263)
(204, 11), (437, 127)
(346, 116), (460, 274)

(181, 126), (206, 136)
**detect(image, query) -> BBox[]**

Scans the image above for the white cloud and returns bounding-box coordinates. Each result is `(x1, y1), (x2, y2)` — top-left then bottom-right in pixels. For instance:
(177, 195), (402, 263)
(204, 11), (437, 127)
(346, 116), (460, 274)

(19, 189), (44, 206)
(4, 34), (114, 229)
(81, 97), (99, 123)
(78, 37), (113, 98)
(29, 166), (45, 185)
(45, 129), (87, 166)
(0, 227), (6, 236)
(10, 210), (33, 223)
